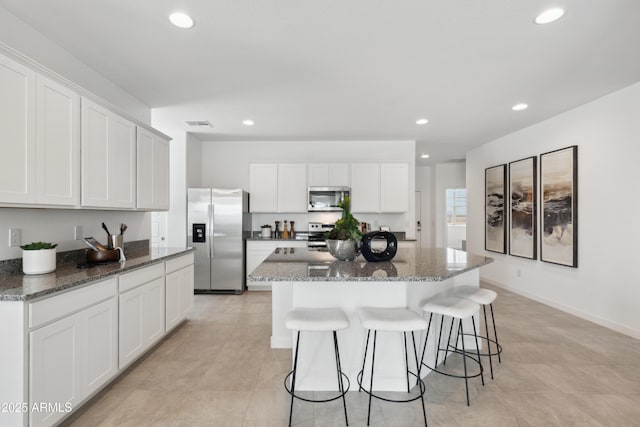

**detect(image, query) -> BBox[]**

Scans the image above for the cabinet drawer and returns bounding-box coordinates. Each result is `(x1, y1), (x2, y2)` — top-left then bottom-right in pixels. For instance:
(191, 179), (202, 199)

(29, 277), (117, 329)
(118, 262), (164, 293)
(165, 253), (194, 274)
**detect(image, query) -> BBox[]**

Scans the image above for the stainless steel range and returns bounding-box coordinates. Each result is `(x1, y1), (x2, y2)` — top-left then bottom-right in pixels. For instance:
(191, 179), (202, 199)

(307, 222), (335, 249)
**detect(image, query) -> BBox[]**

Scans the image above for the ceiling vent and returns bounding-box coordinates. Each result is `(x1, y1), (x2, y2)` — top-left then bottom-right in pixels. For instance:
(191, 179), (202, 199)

(185, 120), (213, 127)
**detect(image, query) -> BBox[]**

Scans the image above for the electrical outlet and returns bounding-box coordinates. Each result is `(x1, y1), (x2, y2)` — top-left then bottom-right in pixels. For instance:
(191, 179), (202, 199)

(9, 228), (21, 247)
(74, 225), (83, 240)
(516, 268), (522, 278)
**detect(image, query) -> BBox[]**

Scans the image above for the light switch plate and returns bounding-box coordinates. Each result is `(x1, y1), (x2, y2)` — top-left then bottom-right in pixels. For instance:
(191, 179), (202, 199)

(74, 226), (83, 240)
(9, 228), (21, 247)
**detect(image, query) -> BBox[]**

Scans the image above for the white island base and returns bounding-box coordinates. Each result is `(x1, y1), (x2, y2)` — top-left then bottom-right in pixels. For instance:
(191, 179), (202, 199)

(271, 269), (481, 392)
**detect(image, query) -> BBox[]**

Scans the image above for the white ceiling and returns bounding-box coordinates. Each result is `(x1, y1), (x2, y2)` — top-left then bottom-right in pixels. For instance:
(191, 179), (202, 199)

(3, 0), (640, 165)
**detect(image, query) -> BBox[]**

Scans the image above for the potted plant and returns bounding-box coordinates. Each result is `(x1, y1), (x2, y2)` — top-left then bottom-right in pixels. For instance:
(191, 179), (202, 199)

(261, 224), (272, 238)
(21, 241), (58, 275)
(325, 196), (363, 261)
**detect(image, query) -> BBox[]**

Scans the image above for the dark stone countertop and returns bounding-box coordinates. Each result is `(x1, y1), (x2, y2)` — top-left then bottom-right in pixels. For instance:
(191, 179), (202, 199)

(0, 247), (195, 302)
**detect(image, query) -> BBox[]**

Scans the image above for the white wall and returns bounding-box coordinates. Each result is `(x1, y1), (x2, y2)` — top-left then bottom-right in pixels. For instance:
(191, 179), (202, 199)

(415, 166), (433, 247)
(467, 82), (640, 339)
(199, 140), (416, 235)
(0, 7), (150, 124)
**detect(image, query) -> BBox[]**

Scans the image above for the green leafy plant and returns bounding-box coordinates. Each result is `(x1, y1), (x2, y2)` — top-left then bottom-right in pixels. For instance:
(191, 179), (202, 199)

(20, 241), (58, 250)
(261, 224), (272, 228)
(325, 196), (363, 242)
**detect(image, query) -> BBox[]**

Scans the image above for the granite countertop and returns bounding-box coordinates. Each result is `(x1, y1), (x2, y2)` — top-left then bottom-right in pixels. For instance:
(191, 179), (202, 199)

(0, 247), (195, 302)
(248, 247), (493, 282)
(246, 231), (413, 242)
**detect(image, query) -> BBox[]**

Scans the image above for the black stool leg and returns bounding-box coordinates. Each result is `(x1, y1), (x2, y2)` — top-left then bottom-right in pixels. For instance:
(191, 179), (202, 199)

(490, 303), (501, 363)
(411, 331), (428, 427)
(471, 316), (485, 386)
(367, 330), (378, 426)
(359, 330), (371, 392)
(435, 314), (445, 366)
(443, 315), (456, 365)
(288, 331), (301, 427)
(458, 319), (471, 407)
(333, 331), (349, 426)
(403, 332), (410, 393)
(419, 313), (433, 379)
(482, 305), (494, 379)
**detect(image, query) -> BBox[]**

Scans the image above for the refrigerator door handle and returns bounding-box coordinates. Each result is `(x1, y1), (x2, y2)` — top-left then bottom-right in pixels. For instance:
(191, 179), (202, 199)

(210, 204), (215, 258)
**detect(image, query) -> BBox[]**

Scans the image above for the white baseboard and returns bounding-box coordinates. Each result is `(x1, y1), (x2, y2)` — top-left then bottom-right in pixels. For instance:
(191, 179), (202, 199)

(481, 276), (640, 340)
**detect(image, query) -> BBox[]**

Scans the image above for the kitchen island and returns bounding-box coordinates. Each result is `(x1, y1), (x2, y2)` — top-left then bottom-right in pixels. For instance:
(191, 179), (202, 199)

(248, 246), (492, 391)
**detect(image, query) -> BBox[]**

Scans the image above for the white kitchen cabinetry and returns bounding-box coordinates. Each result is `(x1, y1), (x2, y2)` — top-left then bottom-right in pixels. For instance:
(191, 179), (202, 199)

(165, 254), (194, 332)
(307, 163), (350, 187)
(249, 163), (279, 212)
(351, 163), (381, 213)
(380, 163), (409, 212)
(249, 163), (307, 212)
(278, 163), (307, 212)
(29, 278), (118, 427)
(81, 98), (136, 209)
(35, 74), (80, 206)
(118, 264), (165, 369)
(0, 54), (35, 204)
(246, 240), (308, 291)
(137, 127), (170, 210)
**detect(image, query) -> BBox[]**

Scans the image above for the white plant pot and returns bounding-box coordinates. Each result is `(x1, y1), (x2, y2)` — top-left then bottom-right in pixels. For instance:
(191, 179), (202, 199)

(261, 228), (272, 238)
(22, 248), (57, 275)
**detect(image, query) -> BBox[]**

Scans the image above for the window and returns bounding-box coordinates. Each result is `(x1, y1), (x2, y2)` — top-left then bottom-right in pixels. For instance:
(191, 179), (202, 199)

(446, 189), (467, 225)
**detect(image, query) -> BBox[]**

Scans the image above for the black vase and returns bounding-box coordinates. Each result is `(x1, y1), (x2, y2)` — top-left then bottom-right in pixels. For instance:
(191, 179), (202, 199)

(360, 231), (398, 262)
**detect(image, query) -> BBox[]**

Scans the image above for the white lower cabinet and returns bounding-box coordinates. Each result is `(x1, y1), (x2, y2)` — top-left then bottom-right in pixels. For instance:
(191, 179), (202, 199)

(118, 277), (165, 369)
(165, 264), (194, 332)
(29, 279), (117, 427)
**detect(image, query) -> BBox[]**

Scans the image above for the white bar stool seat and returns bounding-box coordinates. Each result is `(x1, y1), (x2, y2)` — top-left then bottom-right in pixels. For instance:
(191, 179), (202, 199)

(450, 286), (502, 379)
(420, 295), (484, 406)
(357, 307), (428, 426)
(285, 308), (350, 427)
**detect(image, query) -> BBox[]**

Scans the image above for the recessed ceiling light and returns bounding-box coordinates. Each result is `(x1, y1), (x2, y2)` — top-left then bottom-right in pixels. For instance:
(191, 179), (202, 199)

(169, 12), (194, 29)
(416, 118), (429, 125)
(242, 119), (255, 126)
(535, 8), (565, 25)
(512, 103), (529, 111)
(420, 154), (430, 159)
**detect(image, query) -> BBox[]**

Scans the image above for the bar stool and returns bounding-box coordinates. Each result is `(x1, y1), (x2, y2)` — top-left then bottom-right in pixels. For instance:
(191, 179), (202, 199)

(284, 308), (350, 427)
(451, 286), (502, 379)
(420, 296), (484, 406)
(357, 307), (428, 427)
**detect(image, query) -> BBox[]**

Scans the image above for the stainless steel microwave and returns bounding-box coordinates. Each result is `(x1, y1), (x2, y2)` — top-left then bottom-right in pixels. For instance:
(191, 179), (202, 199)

(308, 187), (350, 212)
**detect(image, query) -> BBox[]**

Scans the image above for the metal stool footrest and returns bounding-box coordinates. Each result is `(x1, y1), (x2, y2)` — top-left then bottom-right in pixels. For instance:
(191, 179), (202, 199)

(284, 371), (350, 403)
(356, 369), (426, 404)
(421, 346), (484, 380)
(459, 333), (503, 358)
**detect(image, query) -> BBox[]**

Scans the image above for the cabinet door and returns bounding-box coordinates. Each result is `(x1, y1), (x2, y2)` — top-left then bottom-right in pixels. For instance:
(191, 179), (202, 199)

(137, 127), (170, 210)
(108, 114), (136, 208)
(249, 163), (278, 212)
(329, 164), (350, 187)
(351, 164), (380, 213)
(30, 313), (82, 427)
(83, 298), (117, 397)
(166, 265), (194, 331)
(35, 75), (80, 206)
(380, 163), (409, 212)
(307, 164), (329, 187)
(0, 54), (36, 203)
(278, 163), (307, 212)
(179, 265), (194, 318)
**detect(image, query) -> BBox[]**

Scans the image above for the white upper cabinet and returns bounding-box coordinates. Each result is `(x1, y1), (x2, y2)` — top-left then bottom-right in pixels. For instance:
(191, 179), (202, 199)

(351, 163), (381, 213)
(81, 98), (136, 209)
(380, 163), (409, 212)
(249, 163), (279, 212)
(35, 74), (80, 206)
(0, 54), (36, 204)
(307, 163), (350, 187)
(278, 163), (307, 212)
(136, 127), (170, 210)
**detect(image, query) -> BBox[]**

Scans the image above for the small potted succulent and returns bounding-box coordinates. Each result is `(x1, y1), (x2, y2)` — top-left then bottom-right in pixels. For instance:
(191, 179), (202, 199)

(261, 224), (272, 238)
(21, 241), (58, 275)
(325, 196), (363, 261)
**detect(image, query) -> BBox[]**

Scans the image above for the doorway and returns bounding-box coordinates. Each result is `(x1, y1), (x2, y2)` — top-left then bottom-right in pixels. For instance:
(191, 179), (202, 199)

(445, 188), (466, 250)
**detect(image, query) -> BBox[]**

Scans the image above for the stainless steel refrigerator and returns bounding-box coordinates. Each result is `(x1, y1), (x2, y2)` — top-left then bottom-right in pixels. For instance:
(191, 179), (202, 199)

(187, 188), (251, 293)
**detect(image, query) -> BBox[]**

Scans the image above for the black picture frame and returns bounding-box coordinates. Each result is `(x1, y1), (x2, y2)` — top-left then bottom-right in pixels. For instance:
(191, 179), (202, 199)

(540, 145), (578, 267)
(485, 164), (507, 254)
(509, 156), (537, 260)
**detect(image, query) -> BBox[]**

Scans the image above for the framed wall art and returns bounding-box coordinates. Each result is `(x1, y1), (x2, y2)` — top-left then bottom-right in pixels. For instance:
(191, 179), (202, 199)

(540, 145), (578, 267)
(509, 156), (537, 259)
(485, 164), (507, 253)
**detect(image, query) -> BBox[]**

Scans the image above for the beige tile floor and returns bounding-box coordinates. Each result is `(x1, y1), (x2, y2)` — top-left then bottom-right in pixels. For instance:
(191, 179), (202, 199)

(63, 283), (640, 426)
